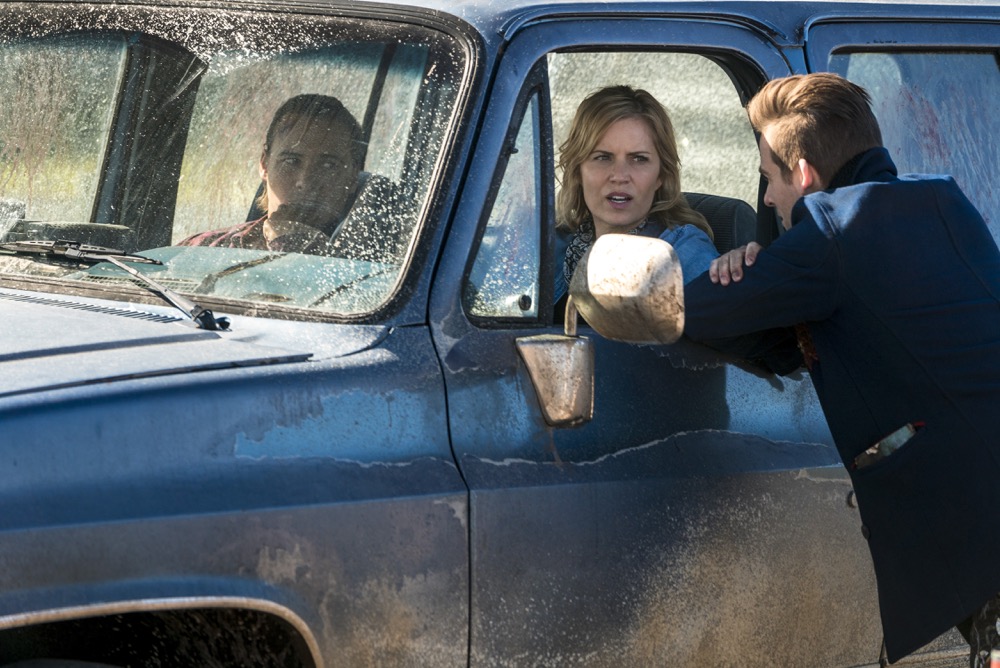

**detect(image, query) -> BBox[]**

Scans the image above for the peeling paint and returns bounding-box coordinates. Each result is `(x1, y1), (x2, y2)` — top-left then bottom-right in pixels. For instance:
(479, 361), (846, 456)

(318, 572), (466, 667)
(256, 544), (313, 585)
(475, 429), (833, 469)
(233, 388), (442, 461)
(433, 498), (468, 530)
(793, 468), (854, 486)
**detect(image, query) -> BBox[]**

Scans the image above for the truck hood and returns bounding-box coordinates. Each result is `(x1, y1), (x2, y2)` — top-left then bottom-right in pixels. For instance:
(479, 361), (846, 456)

(0, 288), (388, 399)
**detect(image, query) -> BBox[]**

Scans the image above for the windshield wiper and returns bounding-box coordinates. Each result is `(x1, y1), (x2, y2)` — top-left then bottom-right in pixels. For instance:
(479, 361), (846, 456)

(309, 265), (394, 308)
(193, 253), (283, 294)
(0, 239), (229, 330)
(0, 239), (162, 265)
(104, 256), (230, 331)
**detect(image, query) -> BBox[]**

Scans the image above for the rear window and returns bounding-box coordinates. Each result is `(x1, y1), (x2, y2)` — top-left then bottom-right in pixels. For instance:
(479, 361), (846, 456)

(831, 50), (1000, 237)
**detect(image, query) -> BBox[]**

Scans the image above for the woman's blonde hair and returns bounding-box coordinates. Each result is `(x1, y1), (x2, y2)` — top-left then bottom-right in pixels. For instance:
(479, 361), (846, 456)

(556, 85), (710, 238)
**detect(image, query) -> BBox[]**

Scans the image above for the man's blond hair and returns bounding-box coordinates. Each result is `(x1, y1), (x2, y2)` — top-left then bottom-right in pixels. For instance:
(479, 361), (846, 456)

(747, 73), (882, 184)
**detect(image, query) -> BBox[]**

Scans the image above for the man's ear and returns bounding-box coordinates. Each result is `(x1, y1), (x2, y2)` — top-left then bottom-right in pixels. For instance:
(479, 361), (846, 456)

(796, 158), (825, 194)
(259, 150), (269, 180)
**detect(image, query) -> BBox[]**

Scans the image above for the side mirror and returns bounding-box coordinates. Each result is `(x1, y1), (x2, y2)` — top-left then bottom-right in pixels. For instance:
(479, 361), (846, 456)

(516, 298), (594, 428)
(568, 234), (684, 344)
(514, 234), (682, 427)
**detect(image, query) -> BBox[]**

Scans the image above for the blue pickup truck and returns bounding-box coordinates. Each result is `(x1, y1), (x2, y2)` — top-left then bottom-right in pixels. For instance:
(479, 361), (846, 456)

(1, 0), (997, 665)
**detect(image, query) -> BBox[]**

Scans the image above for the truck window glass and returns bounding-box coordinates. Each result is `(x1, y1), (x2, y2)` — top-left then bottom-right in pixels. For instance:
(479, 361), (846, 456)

(0, 7), (465, 319)
(0, 34), (125, 226)
(548, 51), (760, 210)
(174, 43), (429, 242)
(830, 51), (1000, 237)
(466, 93), (542, 319)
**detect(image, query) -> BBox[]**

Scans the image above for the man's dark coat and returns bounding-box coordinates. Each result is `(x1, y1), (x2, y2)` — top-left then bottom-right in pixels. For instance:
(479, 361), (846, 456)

(685, 147), (1000, 662)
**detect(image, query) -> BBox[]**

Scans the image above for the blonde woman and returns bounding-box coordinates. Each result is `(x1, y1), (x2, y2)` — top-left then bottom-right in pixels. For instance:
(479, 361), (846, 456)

(559, 85), (717, 289)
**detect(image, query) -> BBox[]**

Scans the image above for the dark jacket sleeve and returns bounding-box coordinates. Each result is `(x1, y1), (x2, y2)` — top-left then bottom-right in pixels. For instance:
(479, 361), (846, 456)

(697, 328), (803, 376)
(684, 215), (841, 340)
(682, 214), (841, 374)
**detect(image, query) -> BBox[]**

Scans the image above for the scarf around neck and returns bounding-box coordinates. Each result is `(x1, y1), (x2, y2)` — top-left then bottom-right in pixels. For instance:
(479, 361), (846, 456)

(563, 218), (655, 288)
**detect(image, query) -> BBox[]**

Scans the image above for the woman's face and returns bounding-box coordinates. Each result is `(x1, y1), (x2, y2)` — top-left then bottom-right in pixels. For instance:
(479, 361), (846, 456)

(260, 114), (360, 230)
(580, 116), (663, 237)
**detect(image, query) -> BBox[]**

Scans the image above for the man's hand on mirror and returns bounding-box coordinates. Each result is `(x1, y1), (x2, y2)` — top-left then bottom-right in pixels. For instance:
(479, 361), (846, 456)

(709, 241), (763, 286)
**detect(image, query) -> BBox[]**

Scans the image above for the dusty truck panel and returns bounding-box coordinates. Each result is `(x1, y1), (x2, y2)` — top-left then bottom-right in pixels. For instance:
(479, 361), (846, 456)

(461, 436), (868, 666)
(1, 306), (468, 664)
(1, 0), (998, 665)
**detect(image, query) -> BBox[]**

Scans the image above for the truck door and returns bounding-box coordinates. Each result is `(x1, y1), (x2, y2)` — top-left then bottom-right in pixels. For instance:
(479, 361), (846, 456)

(432, 13), (906, 667)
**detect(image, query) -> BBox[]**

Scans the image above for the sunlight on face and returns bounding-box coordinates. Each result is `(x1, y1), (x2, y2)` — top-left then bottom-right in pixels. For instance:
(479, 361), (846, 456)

(260, 114), (361, 232)
(759, 129), (801, 230)
(580, 116), (663, 237)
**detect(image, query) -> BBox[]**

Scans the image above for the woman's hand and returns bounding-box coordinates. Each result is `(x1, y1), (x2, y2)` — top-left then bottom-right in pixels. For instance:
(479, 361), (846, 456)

(709, 241), (762, 285)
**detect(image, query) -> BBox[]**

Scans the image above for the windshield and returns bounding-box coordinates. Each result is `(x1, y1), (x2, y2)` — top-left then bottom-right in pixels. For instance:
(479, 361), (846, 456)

(0, 3), (466, 318)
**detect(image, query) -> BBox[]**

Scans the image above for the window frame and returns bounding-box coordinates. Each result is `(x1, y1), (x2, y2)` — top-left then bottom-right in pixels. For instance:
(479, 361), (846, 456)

(0, 3), (478, 324)
(462, 59), (556, 327)
(458, 21), (786, 327)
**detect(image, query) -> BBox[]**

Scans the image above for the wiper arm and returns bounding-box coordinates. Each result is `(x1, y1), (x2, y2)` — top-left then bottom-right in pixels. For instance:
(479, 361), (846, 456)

(193, 253), (283, 294)
(308, 265), (394, 308)
(1, 238), (229, 330)
(104, 256), (230, 331)
(0, 239), (162, 265)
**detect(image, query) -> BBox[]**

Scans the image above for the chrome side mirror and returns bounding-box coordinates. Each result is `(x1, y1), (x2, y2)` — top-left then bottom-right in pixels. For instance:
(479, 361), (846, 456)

(515, 234), (682, 427)
(516, 297), (594, 427)
(569, 234), (684, 344)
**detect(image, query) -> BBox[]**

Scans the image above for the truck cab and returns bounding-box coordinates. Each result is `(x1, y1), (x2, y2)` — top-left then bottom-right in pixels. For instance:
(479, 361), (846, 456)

(1, 0), (997, 665)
